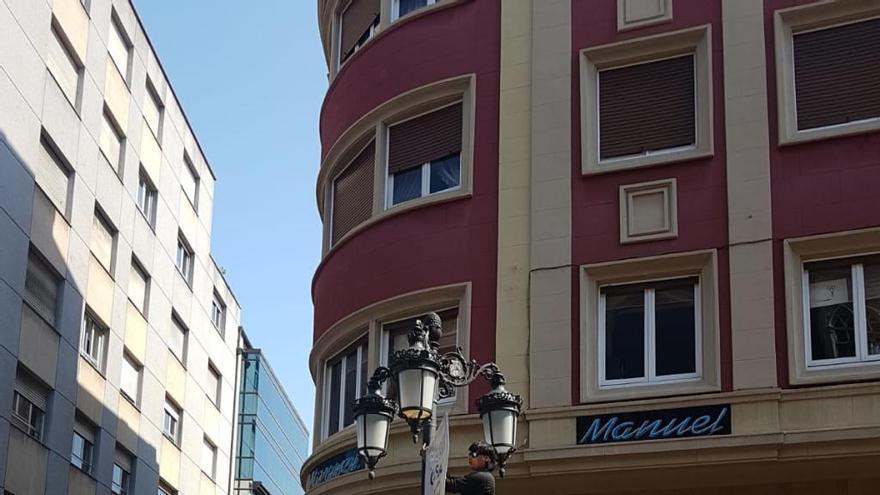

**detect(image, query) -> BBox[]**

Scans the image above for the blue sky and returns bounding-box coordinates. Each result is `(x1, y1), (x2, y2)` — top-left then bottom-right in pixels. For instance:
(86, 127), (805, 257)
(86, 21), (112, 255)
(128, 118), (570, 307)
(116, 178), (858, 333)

(134, 1), (325, 437)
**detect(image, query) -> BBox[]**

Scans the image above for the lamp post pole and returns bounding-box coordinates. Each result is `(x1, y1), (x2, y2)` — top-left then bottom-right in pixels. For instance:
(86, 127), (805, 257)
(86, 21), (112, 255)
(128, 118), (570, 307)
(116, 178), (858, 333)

(353, 312), (524, 493)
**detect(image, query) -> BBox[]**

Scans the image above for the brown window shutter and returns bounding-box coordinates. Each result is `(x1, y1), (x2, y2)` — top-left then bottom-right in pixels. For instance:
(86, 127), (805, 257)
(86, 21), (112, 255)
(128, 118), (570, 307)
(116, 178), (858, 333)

(794, 18), (880, 131)
(599, 55), (695, 160)
(332, 142), (375, 244)
(340, 0), (380, 61)
(388, 103), (463, 174)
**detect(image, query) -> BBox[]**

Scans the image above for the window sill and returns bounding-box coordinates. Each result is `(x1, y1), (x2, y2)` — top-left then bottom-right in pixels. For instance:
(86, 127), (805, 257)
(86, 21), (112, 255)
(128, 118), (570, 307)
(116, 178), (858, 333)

(80, 353), (106, 379)
(70, 463), (97, 481)
(162, 432), (181, 449)
(9, 422), (47, 448)
(585, 148), (713, 176)
(136, 208), (157, 233)
(779, 118), (880, 147)
(46, 69), (82, 117)
(119, 392), (140, 411)
(175, 268), (193, 290)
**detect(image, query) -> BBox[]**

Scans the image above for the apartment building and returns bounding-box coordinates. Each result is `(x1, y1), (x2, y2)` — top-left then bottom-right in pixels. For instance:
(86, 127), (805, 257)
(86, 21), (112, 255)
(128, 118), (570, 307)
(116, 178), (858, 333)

(0, 0), (241, 494)
(233, 332), (310, 495)
(302, 0), (880, 494)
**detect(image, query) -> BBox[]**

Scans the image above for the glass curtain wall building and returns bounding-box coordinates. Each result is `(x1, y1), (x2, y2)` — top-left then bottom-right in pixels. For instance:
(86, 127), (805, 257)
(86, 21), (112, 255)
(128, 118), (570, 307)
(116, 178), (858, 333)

(234, 334), (310, 495)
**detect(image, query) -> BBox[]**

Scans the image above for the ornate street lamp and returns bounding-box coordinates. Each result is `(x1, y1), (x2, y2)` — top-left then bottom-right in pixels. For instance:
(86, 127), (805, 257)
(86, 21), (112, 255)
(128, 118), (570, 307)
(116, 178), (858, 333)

(353, 312), (523, 483)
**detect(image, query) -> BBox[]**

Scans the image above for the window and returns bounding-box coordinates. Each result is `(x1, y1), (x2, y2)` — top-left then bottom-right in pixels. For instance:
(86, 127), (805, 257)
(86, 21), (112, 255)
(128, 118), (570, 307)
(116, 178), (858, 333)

(91, 209), (116, 273)
(128, 260), (149, 314)
(163, 399), (181, 444)
(386, 103), (462, 207)
(207, 363), (221, 407)
(120, 353), (142, 405)
(99, 110), (124, 173)
(339, 0), (380, 65)
(181, 154), (199, 209)
(81, 312), (108, 371)
(598, 55), (695, 161)
(804, 256), (880, 366)
(169, 314), (188, 363)
(111, 463), (130, 495)
(201, 437), (217, 479)
(580, 25), (711, 173)
(37, 135), (73, 217)
(382, 308), (459, 400)
(175, 235), (194, 284)
(331, 141), (375, 244)
(12, 369), (48, 440)
(143, 81), (164, 140)
(137, 170), (158, 226)
(599, 278), (700, 387)
(108, 14), (131, 81)
(158, 481), (177, 495)
(393, 0), (436, 20)
(211, 292), (225, 331)
(24, 250), (62, 327)
(46, 24), (81, 106)
(324, 341), (367, 438)
(793, 18), (880, 132)
(71, 417), (96, 474)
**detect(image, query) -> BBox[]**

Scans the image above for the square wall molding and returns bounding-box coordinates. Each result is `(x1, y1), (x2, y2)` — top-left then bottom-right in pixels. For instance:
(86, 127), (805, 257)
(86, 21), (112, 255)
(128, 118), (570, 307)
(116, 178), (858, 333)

(618, 0), (673, 31)
(619, 178), (678, 244)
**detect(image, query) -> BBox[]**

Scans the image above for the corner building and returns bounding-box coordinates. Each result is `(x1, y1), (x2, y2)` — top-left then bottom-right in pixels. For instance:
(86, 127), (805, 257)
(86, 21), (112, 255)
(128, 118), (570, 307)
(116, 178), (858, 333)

(0, 0), (241, 494)
(304, 0), (880, 493)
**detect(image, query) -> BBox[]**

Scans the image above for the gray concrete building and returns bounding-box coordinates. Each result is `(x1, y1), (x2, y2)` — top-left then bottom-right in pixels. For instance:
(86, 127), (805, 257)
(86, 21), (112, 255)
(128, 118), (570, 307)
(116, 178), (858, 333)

(0, 0), (242, 493)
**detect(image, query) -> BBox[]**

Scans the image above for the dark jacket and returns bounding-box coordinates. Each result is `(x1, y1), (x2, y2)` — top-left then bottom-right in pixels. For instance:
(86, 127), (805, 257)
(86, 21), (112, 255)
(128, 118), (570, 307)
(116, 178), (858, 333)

(445, 471), (495, 495)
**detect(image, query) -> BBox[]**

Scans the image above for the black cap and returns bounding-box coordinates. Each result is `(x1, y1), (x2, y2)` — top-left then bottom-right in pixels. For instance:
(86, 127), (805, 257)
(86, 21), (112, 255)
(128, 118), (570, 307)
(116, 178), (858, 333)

(468, 441), (497, 463)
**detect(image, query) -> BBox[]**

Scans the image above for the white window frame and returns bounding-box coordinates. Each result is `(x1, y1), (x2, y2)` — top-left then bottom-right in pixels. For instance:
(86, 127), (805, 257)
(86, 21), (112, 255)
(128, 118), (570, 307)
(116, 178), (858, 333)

(143, 80), (164, 140)
(321, 341), (367, 440)
(175, 235), (194, 284)
(337, 1), (380, 68)
(384, 155), (462, 208)
(128, 259), (149, 315)
(596, 53), (699, 166)
(11, 391), (44, 440)
(111, 462), (130, 495)
(91, 208), (117, 274)
(120, 353), (142, 406)
(391, 0), (438, 21)
(201, 437), (217, 479)
(71, 431), (94, 473)
(47, 23), (82, 107)
(81, 312), (108, 371)
(211, 292), (225, 331)
(100, 109), (125, 173)
(207, 363), (221, 407)
(163, 399), (181, 445)
(169, 314), (188, 364)
(181, 154), (200, 209)
(108, 12), (132, 82)
(598, 277), (702, 389)
(137, 170), (158, 227)
(803, 257), (880, 369)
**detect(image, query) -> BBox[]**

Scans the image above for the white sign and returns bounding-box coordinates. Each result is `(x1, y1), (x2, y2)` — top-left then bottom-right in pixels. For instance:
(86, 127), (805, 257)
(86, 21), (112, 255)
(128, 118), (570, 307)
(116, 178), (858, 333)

(424, 411), (450, 495)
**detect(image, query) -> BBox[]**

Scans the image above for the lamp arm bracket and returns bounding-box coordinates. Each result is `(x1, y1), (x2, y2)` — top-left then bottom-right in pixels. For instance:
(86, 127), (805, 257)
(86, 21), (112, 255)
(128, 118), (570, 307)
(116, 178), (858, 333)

(367, 366), (393, 392)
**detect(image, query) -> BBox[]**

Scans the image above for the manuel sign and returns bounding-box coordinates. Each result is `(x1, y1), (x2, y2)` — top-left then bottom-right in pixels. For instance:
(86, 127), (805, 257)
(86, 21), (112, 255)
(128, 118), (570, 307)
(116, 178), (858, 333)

(305, 447), (364, 490)
(576, 404), (731, 445)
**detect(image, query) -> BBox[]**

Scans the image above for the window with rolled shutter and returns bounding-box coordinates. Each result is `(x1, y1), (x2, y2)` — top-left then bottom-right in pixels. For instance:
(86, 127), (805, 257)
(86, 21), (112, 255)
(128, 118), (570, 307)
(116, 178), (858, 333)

(793, 18), (880, 131)
(332, 141), (375, 245)
(598, 54), (695, 160)
(24, 250), (61, 327)
(340, 0), (380, 64)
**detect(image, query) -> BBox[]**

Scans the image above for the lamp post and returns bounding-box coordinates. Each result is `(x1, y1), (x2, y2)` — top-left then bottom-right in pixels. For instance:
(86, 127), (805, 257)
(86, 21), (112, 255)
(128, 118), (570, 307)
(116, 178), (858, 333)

(352, 312), (523, 488)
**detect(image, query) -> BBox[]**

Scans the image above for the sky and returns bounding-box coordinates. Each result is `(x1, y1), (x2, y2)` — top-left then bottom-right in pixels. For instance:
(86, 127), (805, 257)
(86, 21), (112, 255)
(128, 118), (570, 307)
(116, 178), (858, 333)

(133, 1), (326, 439)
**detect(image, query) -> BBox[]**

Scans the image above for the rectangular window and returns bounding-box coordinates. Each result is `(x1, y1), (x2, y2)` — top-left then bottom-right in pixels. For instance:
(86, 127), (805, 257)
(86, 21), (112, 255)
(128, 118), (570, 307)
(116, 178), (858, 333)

(120, 353), (142, 405)
(137, 170), (158, 226)
(324, 341), (367, 438)
(175, 235), (194, 284)
(339, 0), (380, 65)
(393, 0), (436, 20)
(143, 81), (164, 139)
(108, 14), (131, 81)
(201, 437), (217, 479)
(91, 209), (116, 273)
(37, 135), (73, 217)
(128, 260), (149, 315)
(599, 277), (701, 387)
(386, 103), (463, 207)
(169, 314), (188, 364)
(207, 363), (221, 407)
(598, 54), (695, 161)
(804, 255), (880, 366)
(331, 141), (375, 244)
(24, 250), (62, 327)
(46, 24), (81, 106)
(181, 154), (199, 209)
(100, 110), (125, 173)
(111, 463), (130, 495)
(12, 369), (48, 441)
(71, 431), (94, 473)
(793, 18), (880, 131)
(163, 399), (181, 445)
(81, 312), (108, 371)
(211, 292), (225, 331)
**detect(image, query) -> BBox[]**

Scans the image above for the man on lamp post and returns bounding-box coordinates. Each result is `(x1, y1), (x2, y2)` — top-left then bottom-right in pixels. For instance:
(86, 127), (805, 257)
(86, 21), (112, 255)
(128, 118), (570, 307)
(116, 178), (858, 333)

(445, 442), (497, 495)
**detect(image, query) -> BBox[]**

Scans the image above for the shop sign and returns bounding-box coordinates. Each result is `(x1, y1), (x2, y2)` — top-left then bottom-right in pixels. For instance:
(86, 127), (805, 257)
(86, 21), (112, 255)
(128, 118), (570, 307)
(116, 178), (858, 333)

(305, 447), (364, 490)
(576, 404), (731, 445)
